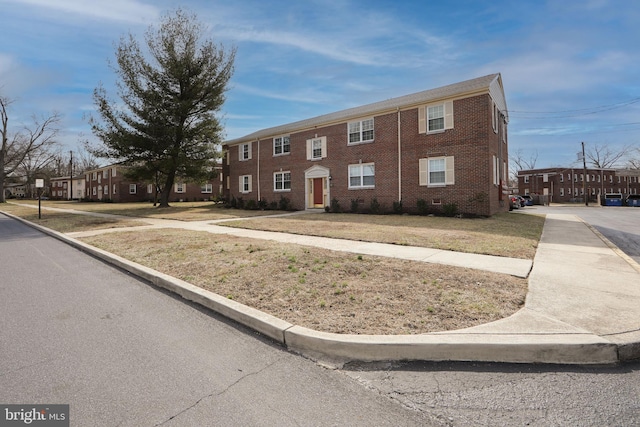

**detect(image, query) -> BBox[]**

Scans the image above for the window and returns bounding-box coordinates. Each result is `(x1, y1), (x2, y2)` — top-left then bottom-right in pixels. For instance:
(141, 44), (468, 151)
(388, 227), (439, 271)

(348, 163), (375, 188)
(92, 187), (97, 196)
(419, 156), (455, 186)
(103, 170), (108, 179)
(112, 168), (117, 177)
(113, 184), (117, 194)
(175, 183), (185, 193)
(274, 171), (291, 191)
(560, 174), (563, 183)
(492, 155), (499, 185)
(273, 136), (290, 155)
(306, 136), (327, 160)
(98, 174), (101, 183)
(201, 183), (212, 193)
(92, 172), (97, 180)
(418, 101), (454, 134)
(348, 118), (374, 144)
(427, 105), (444, 132)
(147, 184), (153, 194)
(104, 185), (108, 195)
(560, 188), (564, 196)
(129, 184), (137, 194)
(239, 143), (252, 161)
(492, 103), (499, 133)
(524, 175), (530, 183)
(239, 175), (252, 193)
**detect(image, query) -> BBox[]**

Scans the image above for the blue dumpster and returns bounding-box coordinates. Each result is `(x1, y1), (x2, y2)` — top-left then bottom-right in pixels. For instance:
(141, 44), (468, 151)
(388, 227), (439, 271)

(603, 193), (623, 206)
(626, 195), (640, 207)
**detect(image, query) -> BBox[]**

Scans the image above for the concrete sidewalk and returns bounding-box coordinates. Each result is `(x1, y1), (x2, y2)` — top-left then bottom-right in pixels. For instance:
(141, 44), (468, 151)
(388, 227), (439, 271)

(3, 205), (639, 365)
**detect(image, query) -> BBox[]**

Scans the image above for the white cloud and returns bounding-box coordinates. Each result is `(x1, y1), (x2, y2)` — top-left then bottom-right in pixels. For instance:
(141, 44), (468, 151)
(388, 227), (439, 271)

(5, 0), (160, 24)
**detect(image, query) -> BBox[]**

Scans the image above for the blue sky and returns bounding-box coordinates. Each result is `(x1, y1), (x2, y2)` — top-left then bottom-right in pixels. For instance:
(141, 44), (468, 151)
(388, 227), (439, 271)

(1, 0), (639, 169)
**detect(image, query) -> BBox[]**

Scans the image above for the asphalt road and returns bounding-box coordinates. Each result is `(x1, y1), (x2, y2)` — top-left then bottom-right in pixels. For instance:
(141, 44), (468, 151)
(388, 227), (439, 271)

(342, 359), (640, 426)
(0, 214), (434, 426)
(522, 204), (640, 264)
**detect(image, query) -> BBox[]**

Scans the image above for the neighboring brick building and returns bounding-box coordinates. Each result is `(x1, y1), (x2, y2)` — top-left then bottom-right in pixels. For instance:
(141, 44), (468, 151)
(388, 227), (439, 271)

(518, 167), (640, 204)
(84, 164), (222, 202)
(50, 176), (86, 200)
(222, 74), (510, 216)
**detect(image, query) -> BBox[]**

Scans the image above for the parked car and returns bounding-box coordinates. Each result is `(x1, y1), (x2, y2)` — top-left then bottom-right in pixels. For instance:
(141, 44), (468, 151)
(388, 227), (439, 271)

(509, 195), (520, 210)
(516, 195), (526, 207)
(521, 195), (533, 206)
(626, 194), (640, 207)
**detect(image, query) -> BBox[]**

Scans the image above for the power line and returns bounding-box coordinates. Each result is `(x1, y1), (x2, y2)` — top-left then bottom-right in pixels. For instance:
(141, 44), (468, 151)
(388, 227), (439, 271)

(508, 97), (640, 119)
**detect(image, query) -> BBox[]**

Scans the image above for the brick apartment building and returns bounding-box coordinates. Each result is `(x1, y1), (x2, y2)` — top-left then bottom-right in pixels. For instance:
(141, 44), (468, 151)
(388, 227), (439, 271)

(50, 176), (86, 200)
(518, 167), (640, 203)
(84, 164), (222, 203)
(222, 73), (510, 216)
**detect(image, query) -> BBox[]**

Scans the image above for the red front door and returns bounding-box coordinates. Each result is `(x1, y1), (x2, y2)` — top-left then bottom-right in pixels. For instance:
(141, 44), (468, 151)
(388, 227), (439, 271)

(313, 178), (323, 205)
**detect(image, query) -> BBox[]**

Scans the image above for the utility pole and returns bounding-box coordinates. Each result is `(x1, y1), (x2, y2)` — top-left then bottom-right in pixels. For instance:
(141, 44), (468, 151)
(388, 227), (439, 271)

(69, 150), (73, 201)
(581, 142), (588, 206)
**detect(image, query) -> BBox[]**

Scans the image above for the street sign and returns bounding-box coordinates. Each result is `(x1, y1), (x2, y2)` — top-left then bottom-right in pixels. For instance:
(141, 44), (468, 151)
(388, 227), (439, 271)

(35, 179), (44, 188)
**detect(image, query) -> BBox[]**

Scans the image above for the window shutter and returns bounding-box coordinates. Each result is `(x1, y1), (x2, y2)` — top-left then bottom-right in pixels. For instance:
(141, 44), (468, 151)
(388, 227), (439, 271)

(445, 156), (455, 185)
(238, 145), (242, 160)
(444, 101), (454, 130)
(419, 159), (428, 186)
(247, 175), (252, 192)
(306, 139), (312, 160)
(321, 138), (327, 158)
(418, 106), (426, 134)
(238, 176), (243, 192)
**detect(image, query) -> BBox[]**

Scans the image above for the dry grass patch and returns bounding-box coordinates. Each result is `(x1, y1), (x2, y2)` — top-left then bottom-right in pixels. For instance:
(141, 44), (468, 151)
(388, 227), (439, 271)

(80, 229), (528, 335)
(9, 200), (288, 221)
(0, 204), (145, 233)
(219, 212), (545, 259)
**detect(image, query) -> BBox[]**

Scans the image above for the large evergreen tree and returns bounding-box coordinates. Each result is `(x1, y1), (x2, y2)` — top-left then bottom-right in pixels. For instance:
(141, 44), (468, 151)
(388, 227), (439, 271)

(89, 9), (235, 207)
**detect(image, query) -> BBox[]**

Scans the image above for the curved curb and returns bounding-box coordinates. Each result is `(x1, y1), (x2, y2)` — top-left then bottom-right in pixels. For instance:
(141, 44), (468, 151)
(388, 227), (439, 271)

(0, 211), (628, 366)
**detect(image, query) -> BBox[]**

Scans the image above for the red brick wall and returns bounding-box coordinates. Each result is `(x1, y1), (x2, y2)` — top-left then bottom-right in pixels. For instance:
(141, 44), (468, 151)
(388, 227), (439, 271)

(224, 93), (509, 216)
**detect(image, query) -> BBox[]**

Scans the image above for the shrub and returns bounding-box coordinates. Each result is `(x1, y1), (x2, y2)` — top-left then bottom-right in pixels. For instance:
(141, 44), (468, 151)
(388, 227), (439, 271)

(258, 198), (268, 210)
(350, 199), (360, 213)
(269, 201), (278, 210)
(392, 200), (403, 214)
(443, 203), (459, 217)
(278, 196), (292, 211)
(330, 197), (341, 213)
(236, 197), (245, 209)
(417, 198), (429, 215)
(369, 197), (381, 214)
(245, 199), (258, 210)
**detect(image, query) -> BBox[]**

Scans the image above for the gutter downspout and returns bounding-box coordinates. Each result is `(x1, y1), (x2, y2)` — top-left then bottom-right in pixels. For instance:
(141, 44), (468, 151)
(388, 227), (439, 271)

(397, 108), (402, 203)
(257, 139), (261, 202)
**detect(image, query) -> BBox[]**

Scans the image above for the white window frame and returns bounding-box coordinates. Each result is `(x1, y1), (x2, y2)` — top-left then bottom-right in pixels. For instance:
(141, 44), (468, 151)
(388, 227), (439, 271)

(113, 184), (117, 194)
(419, 156), (455, 187)
(239, 175), (252, 194)
(92, 187), (97, 196)
(348, 163), (375, 189)
(348, 118), (374, 145)
(201, 183), (213, 193)
(273, 136), (290, 156)
(147, 184), (154, 194)
(306, 136), (327, 160)
(129, 184), (137, 194)
(175, 183), (185, 193)
(239, 143), (252, 161)
(273, 171), (291, 191)
(103, 185), (109, 195)
(418, 101), (454, 134)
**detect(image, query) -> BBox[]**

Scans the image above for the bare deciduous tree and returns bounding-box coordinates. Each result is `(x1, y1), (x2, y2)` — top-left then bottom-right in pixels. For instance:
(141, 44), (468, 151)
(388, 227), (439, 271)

(1, 94), (61, 202)
(584, 142), (634, 169)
